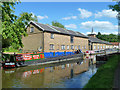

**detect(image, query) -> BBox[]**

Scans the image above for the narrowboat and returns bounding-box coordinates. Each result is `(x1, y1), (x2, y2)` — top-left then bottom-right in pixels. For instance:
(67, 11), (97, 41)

(2, 52), (45, 68)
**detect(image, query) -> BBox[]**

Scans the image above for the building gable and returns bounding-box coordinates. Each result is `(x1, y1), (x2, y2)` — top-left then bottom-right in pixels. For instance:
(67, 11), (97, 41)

(26, 22), (44, 34)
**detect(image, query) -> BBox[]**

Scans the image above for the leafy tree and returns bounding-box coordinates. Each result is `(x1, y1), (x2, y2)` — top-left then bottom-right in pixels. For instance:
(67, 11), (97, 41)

(109, 2), (120, 12)
(96, 32), (118, 42)
(2, 1), (38, 49)
(52, 21), (65, 29)
(96, 32), (102, 39)
(109, 2), (120, 42)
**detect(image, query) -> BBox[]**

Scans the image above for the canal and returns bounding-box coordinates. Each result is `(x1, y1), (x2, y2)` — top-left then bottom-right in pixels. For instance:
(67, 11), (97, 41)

(2, 55), (103, 88)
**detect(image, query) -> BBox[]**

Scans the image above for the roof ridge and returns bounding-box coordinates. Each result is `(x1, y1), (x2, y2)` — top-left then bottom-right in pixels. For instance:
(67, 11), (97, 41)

(50, 25), (70, 33)
(36, 22), (87, 36)
(45, 24), (60, 32)
(30, 21), (88, 38)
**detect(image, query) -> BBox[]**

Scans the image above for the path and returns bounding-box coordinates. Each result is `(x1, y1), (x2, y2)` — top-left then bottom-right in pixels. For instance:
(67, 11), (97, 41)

(113, 61), (120, 89)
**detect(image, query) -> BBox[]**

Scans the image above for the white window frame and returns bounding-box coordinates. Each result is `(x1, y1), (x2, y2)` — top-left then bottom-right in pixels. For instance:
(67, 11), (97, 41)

(75, 45), (77, 50)
(67, 45), (69, 50)
(84, 45), (86, 49)
(50, 44), (54, 50)
(30, 27), (34, 33)
(71, 45), (74, 50)
(98, 45), (99, 49)
(94, 45), (96, 50)
(61, 45), (65, 50)
(51, 33), (54, 39)
(78, 45), (80, 49)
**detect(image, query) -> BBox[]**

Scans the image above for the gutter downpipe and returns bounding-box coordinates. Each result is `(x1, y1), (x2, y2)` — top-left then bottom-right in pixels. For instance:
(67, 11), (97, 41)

(43, 31), (44, 52)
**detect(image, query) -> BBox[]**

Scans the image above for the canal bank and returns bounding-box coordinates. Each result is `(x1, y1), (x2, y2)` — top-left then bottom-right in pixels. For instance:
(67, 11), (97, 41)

(0, 68), (1, 89)
(84, 54), (120, 89)
(113, 61), (120, 89)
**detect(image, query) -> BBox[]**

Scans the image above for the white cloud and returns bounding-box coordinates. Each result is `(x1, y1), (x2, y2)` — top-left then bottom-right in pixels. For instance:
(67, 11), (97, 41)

(65, 24), (77, 29)
(95, 9), (118, 18)
(62, 16), (77, 20)
(81, 20), (118, 30)
(37, 15), (48, 20)
(31, 12), (48, 20)
(101, 31), (118, 35)
(78, 8), (92, 19)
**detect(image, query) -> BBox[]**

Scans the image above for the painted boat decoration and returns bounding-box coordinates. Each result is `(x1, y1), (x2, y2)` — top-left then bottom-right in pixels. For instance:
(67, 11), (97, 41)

(16, 52), (44, 62)
(2, 52), (45, 68)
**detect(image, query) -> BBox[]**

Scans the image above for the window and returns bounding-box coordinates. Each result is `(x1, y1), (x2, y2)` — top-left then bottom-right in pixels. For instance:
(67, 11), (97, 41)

(51, 33), (54, 39)
(94, 45), (96, 50)
(78, 45), (80, 49)
(84, 45), (86, 49)
(98, 45), (99, 49)
(70, 36), (74, 43)
(50, 44), (54, 50)
(75, 45), (77, 50)
(30, 27), (34, 33)
(101, 46), (102, 49)
(67, 45), (69, 50)
(61, 65), (65, 69)
(71, 45), (74, 50)
(106, 46), (108, 48)
(61, 45), (65, 50)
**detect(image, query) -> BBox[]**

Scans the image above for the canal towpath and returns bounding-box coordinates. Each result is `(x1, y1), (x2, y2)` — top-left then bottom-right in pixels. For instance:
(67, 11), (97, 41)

(113, 61), (120, 89)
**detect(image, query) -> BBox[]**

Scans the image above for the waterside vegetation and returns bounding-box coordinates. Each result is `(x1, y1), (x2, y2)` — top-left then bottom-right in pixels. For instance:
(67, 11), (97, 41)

(84, 54), (120, 88)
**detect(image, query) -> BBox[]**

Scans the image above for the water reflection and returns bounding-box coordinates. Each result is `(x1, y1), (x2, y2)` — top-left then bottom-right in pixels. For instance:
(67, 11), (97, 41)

(2, 55), (98, 88)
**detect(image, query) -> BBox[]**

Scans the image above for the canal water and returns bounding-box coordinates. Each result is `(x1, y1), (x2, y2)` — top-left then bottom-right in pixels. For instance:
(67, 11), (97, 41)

(2, 55), (101, 88)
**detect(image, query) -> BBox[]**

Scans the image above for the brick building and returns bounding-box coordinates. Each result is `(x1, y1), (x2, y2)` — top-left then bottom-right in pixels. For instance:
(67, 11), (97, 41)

(110, 42), (120, 49)
(22, 21), (89, 53)
(88, 33), (113, 50)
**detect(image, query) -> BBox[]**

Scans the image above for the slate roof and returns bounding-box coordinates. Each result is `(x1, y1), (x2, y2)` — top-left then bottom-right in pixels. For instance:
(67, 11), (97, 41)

(31, 21), (88, 38)
(30, 21), (112, 45)
(89, 37), (112, 45)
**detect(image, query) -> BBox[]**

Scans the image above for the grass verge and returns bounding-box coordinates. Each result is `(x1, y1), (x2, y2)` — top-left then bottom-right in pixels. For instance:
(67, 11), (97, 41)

(83, 54), (120, 89)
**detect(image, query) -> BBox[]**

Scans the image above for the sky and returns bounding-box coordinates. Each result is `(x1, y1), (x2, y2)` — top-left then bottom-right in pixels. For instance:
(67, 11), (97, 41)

(14, 2), (118, 35)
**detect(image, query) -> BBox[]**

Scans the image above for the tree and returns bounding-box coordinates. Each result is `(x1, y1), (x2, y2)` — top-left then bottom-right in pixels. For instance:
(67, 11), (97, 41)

(109, 2), (120, 42)
(109, 2), (120, 12)
(96, 32), (118, 42)
(2, 1), (38, 49)
(52, 21), (65, 29)
(96, 32), (102, 40)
